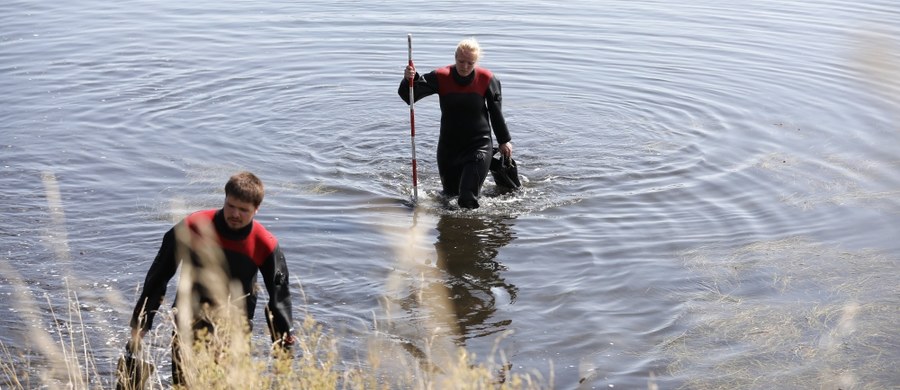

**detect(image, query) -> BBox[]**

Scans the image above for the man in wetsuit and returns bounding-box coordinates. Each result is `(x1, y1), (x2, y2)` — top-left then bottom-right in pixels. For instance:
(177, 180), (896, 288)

(399, 38), (514, 209)
(122, 171), (294, 385)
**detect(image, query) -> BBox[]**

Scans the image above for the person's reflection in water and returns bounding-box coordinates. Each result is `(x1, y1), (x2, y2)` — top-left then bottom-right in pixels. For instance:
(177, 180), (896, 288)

(433, 214), (518, 344)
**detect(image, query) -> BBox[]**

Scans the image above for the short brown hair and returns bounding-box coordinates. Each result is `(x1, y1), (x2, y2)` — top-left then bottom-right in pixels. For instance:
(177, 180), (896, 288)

(224, 171), (264, 207)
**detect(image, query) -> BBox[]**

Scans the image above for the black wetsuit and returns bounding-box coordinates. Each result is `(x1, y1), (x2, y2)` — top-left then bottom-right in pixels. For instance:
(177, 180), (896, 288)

(129, 208), (293, 381)
(399, 65), (512, 208)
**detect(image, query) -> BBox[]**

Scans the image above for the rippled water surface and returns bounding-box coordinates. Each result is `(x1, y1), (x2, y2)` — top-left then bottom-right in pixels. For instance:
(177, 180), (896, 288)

(2, 0), (899, 388)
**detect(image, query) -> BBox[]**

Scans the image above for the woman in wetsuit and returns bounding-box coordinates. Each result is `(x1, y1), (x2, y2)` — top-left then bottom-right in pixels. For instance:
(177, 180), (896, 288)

(398, 38), (513, 209)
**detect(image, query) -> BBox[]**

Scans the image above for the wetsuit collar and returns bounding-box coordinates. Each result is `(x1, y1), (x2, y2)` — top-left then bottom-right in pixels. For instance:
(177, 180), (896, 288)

(213, 208), (254, 240)
(451, 66), (475, 86)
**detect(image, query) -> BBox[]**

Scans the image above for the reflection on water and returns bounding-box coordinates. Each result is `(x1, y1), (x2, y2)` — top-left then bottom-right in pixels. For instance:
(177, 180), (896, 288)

(434, 214), (518, 343)
(376, 210), (520, 377)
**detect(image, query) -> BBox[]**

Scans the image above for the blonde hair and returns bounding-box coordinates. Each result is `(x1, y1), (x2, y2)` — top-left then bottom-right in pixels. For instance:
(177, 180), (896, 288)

(455, 38), (482, 61)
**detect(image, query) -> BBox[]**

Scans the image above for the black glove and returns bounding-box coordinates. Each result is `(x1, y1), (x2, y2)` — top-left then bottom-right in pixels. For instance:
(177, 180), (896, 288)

(124, 337), (140, 355)
(117, 336), (152, 390)
(116, 352), (140, 390)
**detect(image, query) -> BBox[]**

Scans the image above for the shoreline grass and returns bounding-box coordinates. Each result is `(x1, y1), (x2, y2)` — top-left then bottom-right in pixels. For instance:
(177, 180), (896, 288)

(0, 204), (548, 390)
(0, 288), (548, 390)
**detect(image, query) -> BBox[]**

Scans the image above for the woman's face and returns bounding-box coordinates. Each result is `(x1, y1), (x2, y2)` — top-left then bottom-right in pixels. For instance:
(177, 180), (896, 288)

(455, 49), (478, 77)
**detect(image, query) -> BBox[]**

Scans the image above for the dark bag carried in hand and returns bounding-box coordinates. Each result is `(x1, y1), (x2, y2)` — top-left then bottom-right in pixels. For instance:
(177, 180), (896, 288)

(490, 148), (521, 190)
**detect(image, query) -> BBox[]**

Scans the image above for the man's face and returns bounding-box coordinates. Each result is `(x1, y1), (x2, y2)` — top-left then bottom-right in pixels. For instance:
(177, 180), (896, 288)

(223, 195), (258, 230)
(455, 49), (478, 77)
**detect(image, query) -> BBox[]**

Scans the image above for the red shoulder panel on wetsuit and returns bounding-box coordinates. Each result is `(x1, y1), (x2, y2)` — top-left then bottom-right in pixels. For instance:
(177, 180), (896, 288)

(185, 209), (276, 268)
(436, 65), (493, 96)
(243, 222), (277, 267)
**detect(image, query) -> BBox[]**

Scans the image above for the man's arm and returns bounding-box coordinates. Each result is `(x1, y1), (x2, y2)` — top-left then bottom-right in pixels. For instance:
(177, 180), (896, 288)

(261, 244), (294, 348)
(129, 227), (180, 337)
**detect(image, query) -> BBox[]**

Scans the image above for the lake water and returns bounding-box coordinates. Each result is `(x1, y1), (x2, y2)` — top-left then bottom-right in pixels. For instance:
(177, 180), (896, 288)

(2, 0), (898, 388)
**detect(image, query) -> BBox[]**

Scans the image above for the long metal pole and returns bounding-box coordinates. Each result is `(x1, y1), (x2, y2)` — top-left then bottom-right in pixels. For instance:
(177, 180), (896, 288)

(407, 33), (419, 203)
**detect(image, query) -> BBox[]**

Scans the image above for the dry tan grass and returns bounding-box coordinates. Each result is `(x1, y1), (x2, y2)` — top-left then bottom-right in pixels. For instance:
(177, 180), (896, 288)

(1, 191), (546, 389)
(0, 281), (546, 390)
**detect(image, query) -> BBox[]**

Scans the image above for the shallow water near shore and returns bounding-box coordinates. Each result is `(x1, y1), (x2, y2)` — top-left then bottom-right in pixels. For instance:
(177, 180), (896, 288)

(2, 0), (899, 388)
